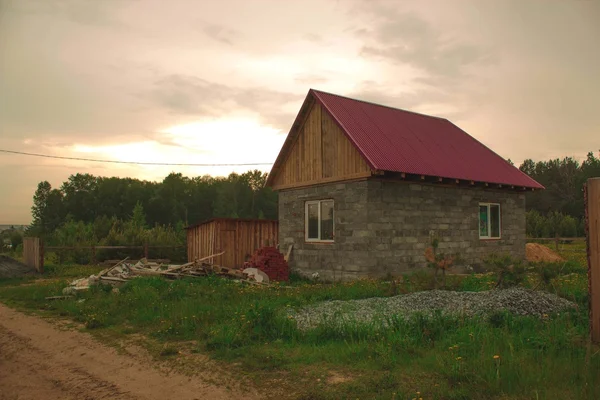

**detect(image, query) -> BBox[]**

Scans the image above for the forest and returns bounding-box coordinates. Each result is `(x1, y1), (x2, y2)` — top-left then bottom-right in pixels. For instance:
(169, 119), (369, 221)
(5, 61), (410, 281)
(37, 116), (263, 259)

(21, 170), (277, 262)
(8, 151), (599, 263)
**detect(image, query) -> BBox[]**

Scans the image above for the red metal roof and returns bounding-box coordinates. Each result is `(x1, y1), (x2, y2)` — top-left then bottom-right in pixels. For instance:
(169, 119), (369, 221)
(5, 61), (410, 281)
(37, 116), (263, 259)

(310, 89), (543, 189)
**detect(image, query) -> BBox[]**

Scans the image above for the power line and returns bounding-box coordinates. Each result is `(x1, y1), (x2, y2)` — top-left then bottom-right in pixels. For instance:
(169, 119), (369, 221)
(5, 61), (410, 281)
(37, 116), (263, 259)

(0, 149), (273, 167)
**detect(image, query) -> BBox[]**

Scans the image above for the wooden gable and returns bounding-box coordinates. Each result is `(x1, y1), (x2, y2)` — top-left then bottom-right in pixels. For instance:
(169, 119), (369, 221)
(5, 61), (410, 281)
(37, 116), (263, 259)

(270, 102), (372, 190)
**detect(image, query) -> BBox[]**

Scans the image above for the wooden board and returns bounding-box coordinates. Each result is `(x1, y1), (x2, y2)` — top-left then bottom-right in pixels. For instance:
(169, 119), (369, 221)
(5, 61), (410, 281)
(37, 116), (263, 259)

(23, 237), (43, 273)
(587, 178), (600, 343)
(186, 219), (278, 269)
(271, 103), (371, 189)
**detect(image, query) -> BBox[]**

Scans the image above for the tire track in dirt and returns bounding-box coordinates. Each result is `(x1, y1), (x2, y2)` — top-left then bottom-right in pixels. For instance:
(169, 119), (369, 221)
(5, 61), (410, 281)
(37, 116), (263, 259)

(0, 303), (257, 400)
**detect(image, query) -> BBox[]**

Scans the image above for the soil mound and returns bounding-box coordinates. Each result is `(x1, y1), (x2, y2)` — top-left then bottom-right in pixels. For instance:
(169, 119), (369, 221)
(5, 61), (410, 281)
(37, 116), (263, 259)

(526, 243), (564, 263)
(0, 255), (36, 278)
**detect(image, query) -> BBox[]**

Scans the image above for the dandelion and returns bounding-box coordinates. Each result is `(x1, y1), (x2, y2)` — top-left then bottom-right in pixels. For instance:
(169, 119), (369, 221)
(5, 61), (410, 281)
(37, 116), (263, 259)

(493, 354), (501, 380)
(456, 356), (462, 361)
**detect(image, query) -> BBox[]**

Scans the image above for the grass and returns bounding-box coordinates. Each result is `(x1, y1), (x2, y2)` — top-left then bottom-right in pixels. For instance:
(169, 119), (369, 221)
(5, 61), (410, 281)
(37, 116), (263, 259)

(0, 247), (598, 399)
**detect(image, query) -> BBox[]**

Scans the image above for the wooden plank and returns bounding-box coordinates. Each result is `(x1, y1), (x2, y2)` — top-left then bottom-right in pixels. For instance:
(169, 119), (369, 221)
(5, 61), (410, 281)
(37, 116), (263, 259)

(23, 237), (43, 272)
(587, 177), (600, 343)
(98, 256), (130, 277)
(271, 103), (370, 190)
(272, 171), (372, 191)
(284, 244), (293, 262)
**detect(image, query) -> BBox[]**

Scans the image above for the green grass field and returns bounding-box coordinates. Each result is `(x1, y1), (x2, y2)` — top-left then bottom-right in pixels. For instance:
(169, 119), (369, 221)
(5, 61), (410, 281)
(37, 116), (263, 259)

(0, 245), (598, 399)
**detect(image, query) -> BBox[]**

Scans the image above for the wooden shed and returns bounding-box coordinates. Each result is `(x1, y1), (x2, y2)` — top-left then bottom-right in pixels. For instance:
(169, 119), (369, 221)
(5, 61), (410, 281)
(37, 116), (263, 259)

(185, 218), (279, 268)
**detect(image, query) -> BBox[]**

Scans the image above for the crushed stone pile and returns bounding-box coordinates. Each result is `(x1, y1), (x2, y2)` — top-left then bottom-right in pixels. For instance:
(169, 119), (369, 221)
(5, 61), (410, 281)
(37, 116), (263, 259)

(291, 287), (576, 331)
(0, 255), (36, 278)
(526, 243), (564, 263)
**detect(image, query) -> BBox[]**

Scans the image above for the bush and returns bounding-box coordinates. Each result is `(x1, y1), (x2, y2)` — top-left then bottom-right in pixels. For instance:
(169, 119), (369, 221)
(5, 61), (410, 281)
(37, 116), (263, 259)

(484, 254), (528, 288)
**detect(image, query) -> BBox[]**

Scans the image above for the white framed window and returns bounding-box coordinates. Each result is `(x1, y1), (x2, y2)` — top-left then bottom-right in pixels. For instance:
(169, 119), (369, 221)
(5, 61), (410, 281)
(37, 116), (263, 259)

(305, 200), (334, 242)
(479, 203), (501, 239)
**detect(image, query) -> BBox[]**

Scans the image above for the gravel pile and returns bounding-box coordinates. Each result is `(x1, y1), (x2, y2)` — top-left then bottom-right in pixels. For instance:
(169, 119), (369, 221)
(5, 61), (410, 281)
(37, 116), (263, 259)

(0, 255), (36, 278)
(290, 288), (576, 331)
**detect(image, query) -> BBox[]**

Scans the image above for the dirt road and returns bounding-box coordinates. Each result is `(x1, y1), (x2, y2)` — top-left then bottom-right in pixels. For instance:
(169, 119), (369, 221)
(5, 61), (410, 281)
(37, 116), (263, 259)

(0, 303), (257, 400)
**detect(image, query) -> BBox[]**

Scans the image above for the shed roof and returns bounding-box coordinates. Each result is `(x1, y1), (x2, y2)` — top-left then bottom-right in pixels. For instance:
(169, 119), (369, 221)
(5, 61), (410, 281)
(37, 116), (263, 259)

(267, 89), (543, 189)
(184, 217), (278, 230)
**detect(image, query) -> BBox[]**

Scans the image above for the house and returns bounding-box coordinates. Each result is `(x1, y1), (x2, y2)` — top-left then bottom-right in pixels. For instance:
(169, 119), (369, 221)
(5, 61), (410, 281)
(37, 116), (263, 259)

(266, 89), (543, 281)
(185, 218), (278, 268)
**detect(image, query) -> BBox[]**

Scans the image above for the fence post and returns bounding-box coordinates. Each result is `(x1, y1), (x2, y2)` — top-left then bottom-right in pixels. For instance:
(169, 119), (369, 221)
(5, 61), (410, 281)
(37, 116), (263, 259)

(91, 244), (96, 265)
(586, 177), (600, 343)
(144, 242), (149, 260)
(39, 239), (44, 273)
(555, 232), (560, 252)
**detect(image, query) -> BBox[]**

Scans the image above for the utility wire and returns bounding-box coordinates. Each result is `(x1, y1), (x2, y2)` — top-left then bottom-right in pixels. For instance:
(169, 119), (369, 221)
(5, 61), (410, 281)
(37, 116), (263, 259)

(0, 149), (273, 166)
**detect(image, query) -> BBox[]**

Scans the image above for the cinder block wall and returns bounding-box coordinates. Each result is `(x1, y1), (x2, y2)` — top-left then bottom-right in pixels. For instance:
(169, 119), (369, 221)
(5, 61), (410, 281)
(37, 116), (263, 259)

(278, 180), (526, 281)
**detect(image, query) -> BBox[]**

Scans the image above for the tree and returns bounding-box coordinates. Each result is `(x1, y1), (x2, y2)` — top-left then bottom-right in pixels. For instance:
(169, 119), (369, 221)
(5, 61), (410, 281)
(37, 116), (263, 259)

(30, 181), (64, 237)
(60, 173), (99, 222)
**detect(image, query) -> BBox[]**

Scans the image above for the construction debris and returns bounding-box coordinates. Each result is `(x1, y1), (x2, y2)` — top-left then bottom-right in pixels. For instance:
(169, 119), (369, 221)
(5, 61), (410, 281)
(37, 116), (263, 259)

(243, 267), (270, 283)
(99, 258), (171, 266)
(45, 295), (74, 301)
(244, 247), (290, 282)
(62, 253), (272, 293)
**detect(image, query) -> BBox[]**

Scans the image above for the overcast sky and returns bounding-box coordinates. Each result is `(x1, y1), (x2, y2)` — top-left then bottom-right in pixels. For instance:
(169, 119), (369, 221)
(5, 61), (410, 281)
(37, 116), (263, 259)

(1, 0), (598, 224)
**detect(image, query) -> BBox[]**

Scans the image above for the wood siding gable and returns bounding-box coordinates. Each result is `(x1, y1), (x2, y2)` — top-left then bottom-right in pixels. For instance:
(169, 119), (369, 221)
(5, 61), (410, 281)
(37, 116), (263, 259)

(271, 103), (371, 190)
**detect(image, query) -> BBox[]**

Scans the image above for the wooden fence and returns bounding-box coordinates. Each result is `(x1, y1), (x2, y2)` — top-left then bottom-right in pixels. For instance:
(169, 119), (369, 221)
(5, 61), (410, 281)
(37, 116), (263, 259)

(44, 244), (185, 265)
(23, 237), (44, 272)
(526, 237), (586, 252)
(586, 177), (600, 343)
(19, 240), (184, 266)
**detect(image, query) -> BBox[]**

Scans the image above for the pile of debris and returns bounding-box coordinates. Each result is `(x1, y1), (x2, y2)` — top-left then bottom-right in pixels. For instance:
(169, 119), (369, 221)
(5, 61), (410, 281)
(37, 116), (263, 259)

(244, 246), (290, 282)
(63, 251), (286, 294)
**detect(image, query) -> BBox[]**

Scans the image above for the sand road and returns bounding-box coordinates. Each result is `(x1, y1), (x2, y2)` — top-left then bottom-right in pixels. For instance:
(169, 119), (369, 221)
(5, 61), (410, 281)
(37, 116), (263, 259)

(0, 303), (256, 400)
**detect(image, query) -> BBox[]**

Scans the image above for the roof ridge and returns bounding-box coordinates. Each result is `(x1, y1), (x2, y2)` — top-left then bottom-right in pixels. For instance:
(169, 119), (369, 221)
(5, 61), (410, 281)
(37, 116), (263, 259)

(310, 88), (448, 121)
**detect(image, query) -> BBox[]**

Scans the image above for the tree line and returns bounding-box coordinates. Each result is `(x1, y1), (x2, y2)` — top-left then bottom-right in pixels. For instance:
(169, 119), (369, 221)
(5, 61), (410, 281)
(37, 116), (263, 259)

(23, 170), (277, 263)
(521, 151), (600, 237)
(18, 150), (600, 260)
(29, 170), (277, 237)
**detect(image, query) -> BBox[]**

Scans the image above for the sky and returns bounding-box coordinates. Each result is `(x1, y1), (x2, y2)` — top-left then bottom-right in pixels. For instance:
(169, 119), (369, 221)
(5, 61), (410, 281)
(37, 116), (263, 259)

(0, 0), (598, 224)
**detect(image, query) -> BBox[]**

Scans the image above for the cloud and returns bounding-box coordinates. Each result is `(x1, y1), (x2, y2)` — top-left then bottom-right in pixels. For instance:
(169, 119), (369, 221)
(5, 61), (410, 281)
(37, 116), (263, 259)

(357, 9), (495, 81)
(148, 74), (303, 130)
(2, 0), (133, 27)
(303, 33), (323, 43)
(199, 22), (239, 45)
(294, 73), (329, 86)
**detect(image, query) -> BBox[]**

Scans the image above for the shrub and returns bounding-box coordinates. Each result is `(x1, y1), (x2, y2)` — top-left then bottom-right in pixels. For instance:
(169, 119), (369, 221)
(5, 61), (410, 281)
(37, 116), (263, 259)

(424, 234), (457, 289)
(484, 254), (528, 288)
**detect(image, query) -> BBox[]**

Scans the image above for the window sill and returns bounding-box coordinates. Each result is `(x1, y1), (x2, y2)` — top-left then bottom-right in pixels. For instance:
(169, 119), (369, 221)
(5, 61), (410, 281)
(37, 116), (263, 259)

(479, 238), (502, 241)
(305, 240), (335, 244)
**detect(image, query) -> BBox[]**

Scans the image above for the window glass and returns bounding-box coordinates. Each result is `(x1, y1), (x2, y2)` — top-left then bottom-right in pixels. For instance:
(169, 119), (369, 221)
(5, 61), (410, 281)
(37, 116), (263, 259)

(479, 205), (489, 237)
(320, 200), (334, 241)
(490, 204), (500, 238)
(307, 203), (319, 239)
